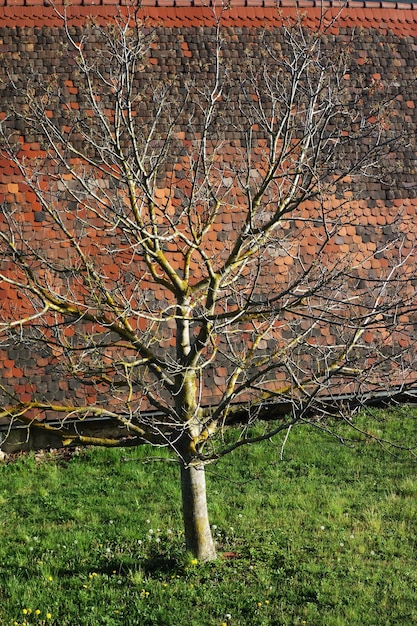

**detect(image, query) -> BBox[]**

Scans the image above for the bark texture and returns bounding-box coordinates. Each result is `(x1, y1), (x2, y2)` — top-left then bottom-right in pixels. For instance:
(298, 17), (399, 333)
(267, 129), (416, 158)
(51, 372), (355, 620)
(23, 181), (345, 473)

(180, 461), (217, 561)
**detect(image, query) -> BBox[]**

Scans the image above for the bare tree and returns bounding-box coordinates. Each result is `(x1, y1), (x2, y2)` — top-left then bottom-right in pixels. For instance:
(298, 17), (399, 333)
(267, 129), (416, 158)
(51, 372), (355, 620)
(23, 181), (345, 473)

(0, 8), (416, 560)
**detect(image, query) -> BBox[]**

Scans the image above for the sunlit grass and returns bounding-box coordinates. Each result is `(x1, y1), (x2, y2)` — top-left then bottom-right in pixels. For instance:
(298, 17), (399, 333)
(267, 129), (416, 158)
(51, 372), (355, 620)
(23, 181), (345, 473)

(1, 407), (417, 625)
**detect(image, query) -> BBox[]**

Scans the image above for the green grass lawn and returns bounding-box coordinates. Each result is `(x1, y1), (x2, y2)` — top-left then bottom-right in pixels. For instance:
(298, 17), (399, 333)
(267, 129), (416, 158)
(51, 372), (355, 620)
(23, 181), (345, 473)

(1, 407), (417, 625)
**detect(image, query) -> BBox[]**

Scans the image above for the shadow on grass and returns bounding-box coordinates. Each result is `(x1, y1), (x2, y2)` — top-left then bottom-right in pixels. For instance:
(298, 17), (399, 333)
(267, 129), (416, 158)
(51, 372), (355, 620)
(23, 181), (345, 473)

(56, 554), (184, 580)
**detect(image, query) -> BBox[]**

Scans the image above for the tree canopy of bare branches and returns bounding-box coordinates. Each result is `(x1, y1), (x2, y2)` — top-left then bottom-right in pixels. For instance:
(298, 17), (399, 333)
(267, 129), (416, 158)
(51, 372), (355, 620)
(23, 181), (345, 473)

(0, 7), (416, 559)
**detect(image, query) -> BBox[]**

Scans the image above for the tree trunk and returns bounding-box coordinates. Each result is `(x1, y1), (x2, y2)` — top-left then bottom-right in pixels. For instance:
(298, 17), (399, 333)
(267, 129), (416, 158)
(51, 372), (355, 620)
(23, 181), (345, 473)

(180, 461), (217, 561)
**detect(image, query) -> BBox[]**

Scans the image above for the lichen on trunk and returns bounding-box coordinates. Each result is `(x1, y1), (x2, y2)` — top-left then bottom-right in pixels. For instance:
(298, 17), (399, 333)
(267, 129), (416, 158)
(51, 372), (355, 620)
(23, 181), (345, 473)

(180, 459), (217, 561)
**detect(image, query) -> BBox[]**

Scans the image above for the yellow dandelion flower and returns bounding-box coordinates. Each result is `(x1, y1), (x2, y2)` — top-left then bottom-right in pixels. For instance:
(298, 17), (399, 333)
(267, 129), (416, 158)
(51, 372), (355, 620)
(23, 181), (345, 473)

(190, 558), (198, 566)
(46, 613), (52, 620)
(35, 609), (41, 615)
(22, 608), (28, 614)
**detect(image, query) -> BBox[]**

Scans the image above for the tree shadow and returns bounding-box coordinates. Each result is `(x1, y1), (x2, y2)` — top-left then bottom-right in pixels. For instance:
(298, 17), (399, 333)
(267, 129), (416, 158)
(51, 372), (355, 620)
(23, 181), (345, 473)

(57, 554), (183, 580)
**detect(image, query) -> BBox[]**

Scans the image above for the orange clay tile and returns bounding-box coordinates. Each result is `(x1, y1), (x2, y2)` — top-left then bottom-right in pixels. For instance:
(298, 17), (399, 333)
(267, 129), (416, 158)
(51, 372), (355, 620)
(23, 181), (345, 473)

(0, 0), (416, 418)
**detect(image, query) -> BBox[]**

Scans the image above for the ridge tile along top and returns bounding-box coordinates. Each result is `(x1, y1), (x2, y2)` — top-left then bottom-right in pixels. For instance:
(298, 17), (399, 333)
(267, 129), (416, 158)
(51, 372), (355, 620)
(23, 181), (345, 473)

(0, 1), (417, 36)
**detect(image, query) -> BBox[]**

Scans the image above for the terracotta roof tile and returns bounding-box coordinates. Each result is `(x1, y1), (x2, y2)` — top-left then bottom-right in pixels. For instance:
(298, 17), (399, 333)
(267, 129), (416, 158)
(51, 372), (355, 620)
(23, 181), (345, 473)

(0, 0), (416, 425)
(0, 4), (416, 35)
